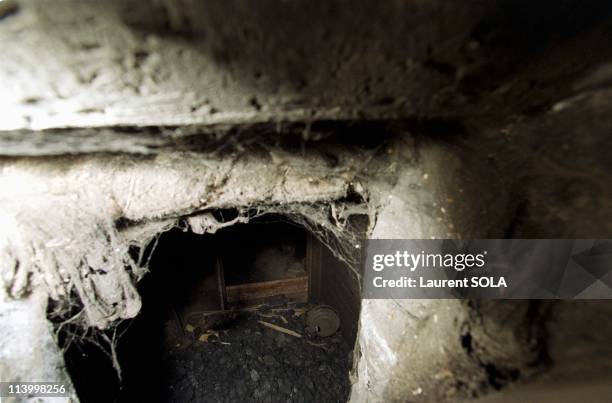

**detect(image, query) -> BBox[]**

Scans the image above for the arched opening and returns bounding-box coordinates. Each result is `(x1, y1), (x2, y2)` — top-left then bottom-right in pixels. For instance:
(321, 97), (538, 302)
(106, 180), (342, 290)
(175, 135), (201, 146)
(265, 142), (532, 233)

(62, 214), (361, 402)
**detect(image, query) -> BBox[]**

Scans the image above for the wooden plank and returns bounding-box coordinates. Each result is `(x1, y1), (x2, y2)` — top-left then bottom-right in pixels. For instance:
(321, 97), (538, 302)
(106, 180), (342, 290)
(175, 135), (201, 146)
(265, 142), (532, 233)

(258, 321), (302, 338)
(215, 255), (226, 310)
(226, 276), (308, 305)
(307, 233), (323, 303)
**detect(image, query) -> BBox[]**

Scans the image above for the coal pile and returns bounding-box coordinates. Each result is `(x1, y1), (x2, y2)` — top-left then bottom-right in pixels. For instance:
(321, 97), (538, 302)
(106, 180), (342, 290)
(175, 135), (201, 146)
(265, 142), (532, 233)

(164, 303), (352, 403)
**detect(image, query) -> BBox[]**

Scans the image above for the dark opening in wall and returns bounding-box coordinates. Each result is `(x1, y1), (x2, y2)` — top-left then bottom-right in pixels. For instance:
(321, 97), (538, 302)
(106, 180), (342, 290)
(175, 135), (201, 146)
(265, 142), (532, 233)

(61, 214), (361, 403)
(218, 219), (310, 307)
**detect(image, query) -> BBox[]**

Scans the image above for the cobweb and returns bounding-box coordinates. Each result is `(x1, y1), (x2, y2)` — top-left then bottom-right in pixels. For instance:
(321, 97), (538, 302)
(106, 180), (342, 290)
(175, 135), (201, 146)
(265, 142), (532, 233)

(12, 197), (370, 333)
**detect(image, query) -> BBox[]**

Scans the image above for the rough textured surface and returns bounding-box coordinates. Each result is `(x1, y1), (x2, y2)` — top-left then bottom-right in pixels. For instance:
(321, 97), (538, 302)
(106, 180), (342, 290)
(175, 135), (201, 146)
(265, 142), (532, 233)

(0, 288), (77, 402)
(350, 88), (612, 401)
(351, 140), (524, 402)
(163, 304), (351, 403)
(1, 0), (612, 137)
(2, 1), (612, 402)
(0, 144), (370, 328)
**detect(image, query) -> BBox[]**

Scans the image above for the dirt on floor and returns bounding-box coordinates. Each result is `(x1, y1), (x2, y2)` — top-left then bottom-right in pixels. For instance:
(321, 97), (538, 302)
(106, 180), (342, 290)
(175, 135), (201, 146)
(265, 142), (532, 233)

(163, 302), (353, 403)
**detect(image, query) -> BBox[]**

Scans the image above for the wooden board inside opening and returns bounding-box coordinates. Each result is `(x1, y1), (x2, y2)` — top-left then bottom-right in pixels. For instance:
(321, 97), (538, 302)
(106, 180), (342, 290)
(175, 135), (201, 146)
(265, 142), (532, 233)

(225, 276), (309, 306)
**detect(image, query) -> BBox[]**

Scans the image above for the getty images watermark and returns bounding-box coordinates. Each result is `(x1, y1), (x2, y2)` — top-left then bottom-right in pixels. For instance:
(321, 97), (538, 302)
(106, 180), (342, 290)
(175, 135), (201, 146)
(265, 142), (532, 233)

(362, 239), (612, 299)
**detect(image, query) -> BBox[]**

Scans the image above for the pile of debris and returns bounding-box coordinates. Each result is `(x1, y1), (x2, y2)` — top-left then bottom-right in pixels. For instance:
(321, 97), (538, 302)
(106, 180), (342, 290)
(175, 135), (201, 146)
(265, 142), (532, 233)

(164, 303), (352, 403)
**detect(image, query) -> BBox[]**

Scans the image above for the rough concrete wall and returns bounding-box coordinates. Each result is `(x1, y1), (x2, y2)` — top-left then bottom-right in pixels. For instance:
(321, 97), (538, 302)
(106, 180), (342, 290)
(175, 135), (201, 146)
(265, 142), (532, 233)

(350, 86), (612, 401)
(0, 145), (369, 328)
(350, 141), (529, 402)
(1, 0), (612, 137)
(0, 288), (77, 402)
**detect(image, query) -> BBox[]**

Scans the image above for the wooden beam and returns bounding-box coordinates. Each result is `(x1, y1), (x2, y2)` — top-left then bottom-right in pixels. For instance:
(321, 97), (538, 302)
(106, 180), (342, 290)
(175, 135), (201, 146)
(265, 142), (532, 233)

(215, 255), (227, 310)
(226, 276), (308, 305)
(307, 233), (323, 303)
